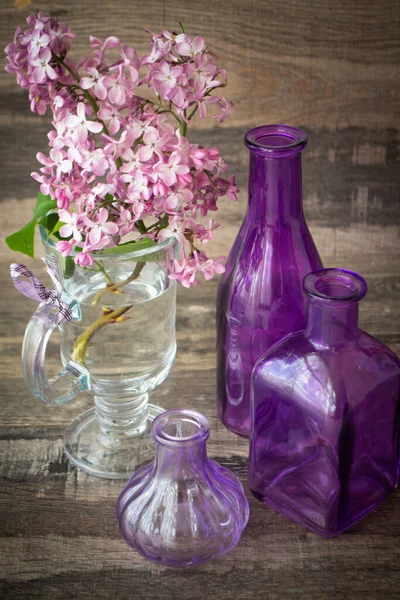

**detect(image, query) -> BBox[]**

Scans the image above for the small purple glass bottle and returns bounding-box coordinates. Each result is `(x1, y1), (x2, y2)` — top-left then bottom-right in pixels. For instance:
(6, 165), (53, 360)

(248, 268), (400, 537)
(117, 409), (249, 566)
(217, 124), (322, 437)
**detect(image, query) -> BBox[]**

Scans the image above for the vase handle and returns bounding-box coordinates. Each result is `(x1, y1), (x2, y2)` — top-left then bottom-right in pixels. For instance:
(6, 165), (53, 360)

(22, 302), (90, 405)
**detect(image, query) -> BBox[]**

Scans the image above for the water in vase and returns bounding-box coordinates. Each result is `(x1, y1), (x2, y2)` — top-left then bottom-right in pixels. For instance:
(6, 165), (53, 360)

(60, 262), (176, 398)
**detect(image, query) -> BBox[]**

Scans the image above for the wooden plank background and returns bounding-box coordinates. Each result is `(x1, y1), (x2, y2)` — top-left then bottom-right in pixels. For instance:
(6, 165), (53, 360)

(0, 0), (399, 598)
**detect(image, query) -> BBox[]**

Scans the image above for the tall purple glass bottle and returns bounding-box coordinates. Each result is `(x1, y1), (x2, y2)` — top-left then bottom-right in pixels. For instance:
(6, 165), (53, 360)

(217, 125), (322, 436)
(248, 269), (400, 537)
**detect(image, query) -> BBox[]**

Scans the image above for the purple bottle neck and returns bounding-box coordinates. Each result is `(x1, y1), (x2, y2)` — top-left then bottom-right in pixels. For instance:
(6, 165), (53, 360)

(152, 409), (209, 474)
(303, 269), (368, 347)
(245, 125), (308, 222)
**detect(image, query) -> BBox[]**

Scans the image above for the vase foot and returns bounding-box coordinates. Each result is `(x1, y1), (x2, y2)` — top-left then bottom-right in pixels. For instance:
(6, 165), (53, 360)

(63, 404), (163, 479)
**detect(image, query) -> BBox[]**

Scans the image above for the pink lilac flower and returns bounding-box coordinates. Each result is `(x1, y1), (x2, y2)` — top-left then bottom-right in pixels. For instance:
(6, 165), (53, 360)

(29, 85), (49, 115)
(56, 240), (73, 257)
(169, 251), (225, 287)
(197, 94), (219, 119)
(175, 34), (205, 58)
(163, 187), (193, 212)
(55, 186), (73, 209)
(98, 103), (123, 134)
(120, 148), (142, 173)
(79, 148), (109, 177)
(129, 117), (157, 140)
(125, 170), (151, 201)
(168, 258), (196, 288)
(198, 253), (226, 277)
(58, 210), (82, 242)
(212, 97), (234, 123)
(152, 179), (168, 197)
(116, 208), (133, 236)
(31, 48), (57, 83)
(120, 45), (140, 66)
(65, 102), (103, 143)
(5, 15), (239, 287)
(48, 24), (76, 54)
(80, 68), (107, 100)
(138, 130), (170, 161)
(31, 170), (52, 196)
(36, 149), (72, 179)
(184, 218), (219, 243)
(75, 250), (94, 267)
(152, 61), (183, 99)
(104, 66), (133, 106)
(52, 94), (65, 109)
(158, 213), (186, 247)
(89, 35), (120, 65)
(85, 208), (119, 244)
(141, 31), (173, 64)
(225, 175), (239, 200)
(156, 151), (189, 186)
(28, 30), (50, 58)
(185, 53), (217, 91)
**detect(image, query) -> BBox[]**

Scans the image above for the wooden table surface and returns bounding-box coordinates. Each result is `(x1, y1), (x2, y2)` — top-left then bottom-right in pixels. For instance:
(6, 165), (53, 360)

(1, 0), (400, 597)
(0, 200), (399, 599)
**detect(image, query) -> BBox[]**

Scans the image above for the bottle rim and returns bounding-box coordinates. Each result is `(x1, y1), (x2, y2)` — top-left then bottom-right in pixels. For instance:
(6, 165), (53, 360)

(244, 124), (308, 157)
(152, 409), (210, 446)
(303, 268), (368, 303)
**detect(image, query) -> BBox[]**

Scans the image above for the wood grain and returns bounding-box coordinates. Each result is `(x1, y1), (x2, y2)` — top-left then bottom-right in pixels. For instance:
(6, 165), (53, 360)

(0, 230), (400, 598)
(0, 0), (400, 598)
(1, 0), (400, 249)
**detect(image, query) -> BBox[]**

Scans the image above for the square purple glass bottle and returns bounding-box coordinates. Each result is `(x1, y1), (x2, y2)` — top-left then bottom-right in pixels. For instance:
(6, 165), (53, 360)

(248, 268), (400, 537)
(217, 125), (322, 437)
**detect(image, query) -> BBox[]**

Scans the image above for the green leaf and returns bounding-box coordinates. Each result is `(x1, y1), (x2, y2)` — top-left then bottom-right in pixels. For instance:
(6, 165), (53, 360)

(42, 214), (63, 239)
(41, 212), (61, 237)
(100, 237), (157, 256)
(135, 219), (147, 235)
(34, 192), (54, 218)
(35, 200), (57, 220)
(62, 256), (75, 279)
(5, 218), (36, 258)
(6, 192), (57, 258)
(157, 215), (170, 230)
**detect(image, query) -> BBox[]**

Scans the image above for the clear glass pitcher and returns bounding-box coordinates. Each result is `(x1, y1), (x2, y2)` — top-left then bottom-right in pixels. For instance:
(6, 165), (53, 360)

(21, 227), (177, 479)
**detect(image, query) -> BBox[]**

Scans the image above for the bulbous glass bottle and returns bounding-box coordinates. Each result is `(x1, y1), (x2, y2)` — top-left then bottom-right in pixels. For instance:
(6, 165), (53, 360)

(217, 124), (322, 437)
(117, 409), (249, 566)
(248, 268), (400, 537)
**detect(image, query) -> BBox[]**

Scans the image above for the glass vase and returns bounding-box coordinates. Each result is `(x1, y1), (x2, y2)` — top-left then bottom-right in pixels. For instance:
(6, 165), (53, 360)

(117, 409), (249, 566)
(248, 268), (400, 537)
(21, 227), (177, 479)
(217, 124), (322, 437)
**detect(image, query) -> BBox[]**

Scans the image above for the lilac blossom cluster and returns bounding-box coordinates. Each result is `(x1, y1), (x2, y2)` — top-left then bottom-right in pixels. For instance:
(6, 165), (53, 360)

(5, 13), (238, 287)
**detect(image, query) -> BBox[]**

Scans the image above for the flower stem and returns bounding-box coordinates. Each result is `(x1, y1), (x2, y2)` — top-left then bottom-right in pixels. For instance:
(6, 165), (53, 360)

(91, 261), (146, 305)
(94, 260), (112, 285)
(188, 105), (198, 120)
(71, 262), (146, 365)
(72, 304), (133, 365)
(180, 120), (187, 137)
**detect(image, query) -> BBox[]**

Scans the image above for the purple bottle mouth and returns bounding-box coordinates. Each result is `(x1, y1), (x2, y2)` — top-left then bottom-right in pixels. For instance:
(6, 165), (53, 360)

(303, 268), (368, 303)
(244, 124), (308, 157)
(152, 409), (210, 446)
